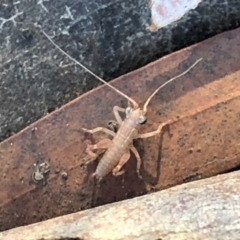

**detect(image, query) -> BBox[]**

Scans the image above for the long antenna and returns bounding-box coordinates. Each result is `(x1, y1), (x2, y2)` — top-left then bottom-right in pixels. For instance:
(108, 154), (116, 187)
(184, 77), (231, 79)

(42, 30), (139, 108)
(143, 58), (202, 114)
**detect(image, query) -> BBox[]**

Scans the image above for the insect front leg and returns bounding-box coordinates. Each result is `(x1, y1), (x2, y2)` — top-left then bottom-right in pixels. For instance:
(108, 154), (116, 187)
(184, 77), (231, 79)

(108, 102), (134, 132)
(135, 120), (171, 139)
(112, 150), (131, 176)
(113, 105), (125, 124)
(107, 105), (126, 132)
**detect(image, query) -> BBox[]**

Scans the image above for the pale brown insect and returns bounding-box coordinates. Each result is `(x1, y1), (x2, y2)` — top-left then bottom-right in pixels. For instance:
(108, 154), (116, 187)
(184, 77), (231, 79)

(42, 30), (202, 181)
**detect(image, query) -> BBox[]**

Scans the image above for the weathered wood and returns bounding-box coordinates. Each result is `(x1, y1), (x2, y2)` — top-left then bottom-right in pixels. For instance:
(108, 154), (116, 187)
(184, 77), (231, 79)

(1, 171), (240, 240)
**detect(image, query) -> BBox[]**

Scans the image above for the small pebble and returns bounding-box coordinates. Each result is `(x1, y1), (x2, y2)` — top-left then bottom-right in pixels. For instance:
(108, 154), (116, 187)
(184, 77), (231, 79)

(61, 171), (68, 180)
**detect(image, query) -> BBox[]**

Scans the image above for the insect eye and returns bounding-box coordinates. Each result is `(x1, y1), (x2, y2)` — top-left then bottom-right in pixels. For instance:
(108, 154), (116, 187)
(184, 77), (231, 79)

(138, 116), (147, 125)
(125, 107), (132, 115)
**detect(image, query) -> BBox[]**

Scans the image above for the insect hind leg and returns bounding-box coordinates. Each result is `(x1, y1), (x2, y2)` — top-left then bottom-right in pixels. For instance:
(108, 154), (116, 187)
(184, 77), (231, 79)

(112, 150), (131, 176)
(85, 138), (112, 162)
(130, 145), (143, 179)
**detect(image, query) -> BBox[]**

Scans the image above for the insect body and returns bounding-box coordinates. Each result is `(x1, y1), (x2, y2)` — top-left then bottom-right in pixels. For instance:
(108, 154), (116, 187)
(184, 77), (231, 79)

(42, 30), (202, 181)
(82, 59), (201, 181)
(83, 105), (147, 179)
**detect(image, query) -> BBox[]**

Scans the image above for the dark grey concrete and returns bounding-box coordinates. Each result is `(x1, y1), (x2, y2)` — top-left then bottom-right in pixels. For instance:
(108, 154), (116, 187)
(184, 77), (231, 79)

(0, 0), (240, 142)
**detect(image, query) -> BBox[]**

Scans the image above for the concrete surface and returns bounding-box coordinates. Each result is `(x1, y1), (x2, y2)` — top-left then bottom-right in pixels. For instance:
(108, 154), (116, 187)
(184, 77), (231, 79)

(0, 0), (240, 141)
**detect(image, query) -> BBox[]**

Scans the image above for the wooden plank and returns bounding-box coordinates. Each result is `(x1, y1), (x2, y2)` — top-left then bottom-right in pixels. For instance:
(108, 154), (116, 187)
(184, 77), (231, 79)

(1, 170), (240, 240)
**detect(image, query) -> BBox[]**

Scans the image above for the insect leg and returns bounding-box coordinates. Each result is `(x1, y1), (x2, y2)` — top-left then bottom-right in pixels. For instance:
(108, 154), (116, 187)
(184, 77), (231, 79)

(82, 127), (115, 137)
(112, 150), (131, 176)
(135, 121), (171, 139)
(130, 145), (142, 179)
(86, 138), (112, 161)
(113, 106), (125, 124)
(107, 106), (125, 132)
(107, 120), (120, 133)
(85, 139), (113, 171)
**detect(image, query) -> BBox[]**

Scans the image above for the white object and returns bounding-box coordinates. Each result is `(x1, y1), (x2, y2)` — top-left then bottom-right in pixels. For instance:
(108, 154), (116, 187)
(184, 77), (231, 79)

(148, 0), (202, 31)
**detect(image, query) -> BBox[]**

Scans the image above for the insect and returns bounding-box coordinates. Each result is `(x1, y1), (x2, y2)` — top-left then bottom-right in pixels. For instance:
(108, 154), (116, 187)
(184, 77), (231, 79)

(42, 30), (202, 181)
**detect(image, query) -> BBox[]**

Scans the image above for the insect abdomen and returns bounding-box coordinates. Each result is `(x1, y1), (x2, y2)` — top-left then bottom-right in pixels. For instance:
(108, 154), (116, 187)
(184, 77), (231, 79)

(95, 124), (136, 178)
